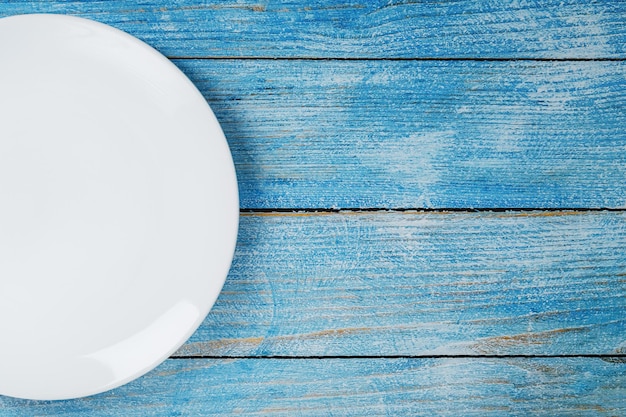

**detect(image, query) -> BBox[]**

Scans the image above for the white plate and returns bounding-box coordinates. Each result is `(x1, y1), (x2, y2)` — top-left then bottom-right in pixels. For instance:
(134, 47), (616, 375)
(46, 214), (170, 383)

(0, 14), (238, 400)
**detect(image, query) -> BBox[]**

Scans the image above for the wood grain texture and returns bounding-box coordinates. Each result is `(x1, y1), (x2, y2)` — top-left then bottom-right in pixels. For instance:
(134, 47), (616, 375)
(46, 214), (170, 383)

(1, 0), (625, 58)
(1, 358), (624, 416)
(171, 59), (626, 209)
(172, 211), (626, 357)
(1, 1), (625, 412)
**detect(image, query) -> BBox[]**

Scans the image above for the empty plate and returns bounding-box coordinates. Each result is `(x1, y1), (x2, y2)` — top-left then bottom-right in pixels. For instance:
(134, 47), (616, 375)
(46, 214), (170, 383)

(0, 14), (238, 400)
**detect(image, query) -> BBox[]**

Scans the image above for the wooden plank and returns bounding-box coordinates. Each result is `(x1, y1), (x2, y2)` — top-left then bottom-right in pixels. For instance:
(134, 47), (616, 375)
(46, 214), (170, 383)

(1, 1), (625, 58)
(174, 59), (626, 209)
(1, 358), (624, 415)
(173, 211), (626, 357)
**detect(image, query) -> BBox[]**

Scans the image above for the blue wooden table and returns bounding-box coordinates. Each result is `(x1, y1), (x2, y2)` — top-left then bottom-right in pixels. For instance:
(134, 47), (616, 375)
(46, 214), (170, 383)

(1, 1), (625, 415)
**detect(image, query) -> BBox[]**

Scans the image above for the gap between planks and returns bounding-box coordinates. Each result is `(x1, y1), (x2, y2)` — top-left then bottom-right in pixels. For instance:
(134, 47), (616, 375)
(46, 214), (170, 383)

(169, 354), (626, 361)
(168, 56), (626, 62)
(239, 208), (626, 216)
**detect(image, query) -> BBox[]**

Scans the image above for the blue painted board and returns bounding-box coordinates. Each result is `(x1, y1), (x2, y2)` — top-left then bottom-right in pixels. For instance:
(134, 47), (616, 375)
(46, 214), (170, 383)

(0, 358), (624, 416)
(1, 1), (625, 58)
(173, 59), (626, 209)
(173, 211), (626, 356)
(0, 1), (625, 413)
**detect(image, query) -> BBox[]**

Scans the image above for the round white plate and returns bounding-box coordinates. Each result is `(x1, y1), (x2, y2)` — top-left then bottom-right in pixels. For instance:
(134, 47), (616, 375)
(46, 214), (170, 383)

(0, 14), (238, 400)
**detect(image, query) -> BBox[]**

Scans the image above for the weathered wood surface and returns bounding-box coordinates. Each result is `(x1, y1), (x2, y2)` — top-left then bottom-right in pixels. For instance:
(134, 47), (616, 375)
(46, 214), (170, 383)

(1, 358), (624, 416)
(1, 1), (625, 58)
(173, 211), (626, 357)
(171, 59), (626, 209)
(2, 0), (625, 413)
